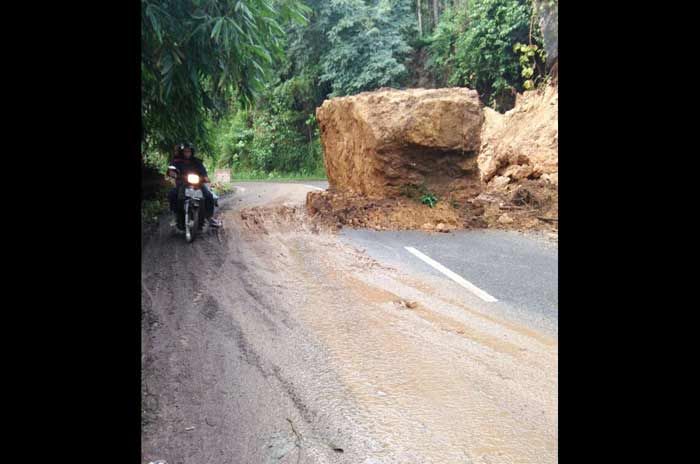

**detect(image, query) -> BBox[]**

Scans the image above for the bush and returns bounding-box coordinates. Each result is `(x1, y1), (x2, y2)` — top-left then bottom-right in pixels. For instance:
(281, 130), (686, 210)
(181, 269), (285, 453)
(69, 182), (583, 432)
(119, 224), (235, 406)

(206, 85), (325, 177)
(428, 0), (545, 111)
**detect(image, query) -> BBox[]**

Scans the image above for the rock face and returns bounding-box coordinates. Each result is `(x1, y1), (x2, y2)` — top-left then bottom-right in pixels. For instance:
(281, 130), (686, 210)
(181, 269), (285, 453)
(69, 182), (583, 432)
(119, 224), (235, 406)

(316, 87), (485, 199)
(478, 84), (558, 187)
(535, 0), (558, 71)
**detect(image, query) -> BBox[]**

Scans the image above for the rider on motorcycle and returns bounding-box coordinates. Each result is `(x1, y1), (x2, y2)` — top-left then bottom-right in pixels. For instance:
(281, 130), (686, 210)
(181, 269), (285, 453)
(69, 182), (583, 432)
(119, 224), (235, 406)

(167, 143), (221, 230)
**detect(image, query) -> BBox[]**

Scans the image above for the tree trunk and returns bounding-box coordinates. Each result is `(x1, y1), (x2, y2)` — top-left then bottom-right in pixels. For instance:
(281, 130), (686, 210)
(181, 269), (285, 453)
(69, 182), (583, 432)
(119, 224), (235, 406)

(417, 0), (423, 37)
(433, 0), (439, 27)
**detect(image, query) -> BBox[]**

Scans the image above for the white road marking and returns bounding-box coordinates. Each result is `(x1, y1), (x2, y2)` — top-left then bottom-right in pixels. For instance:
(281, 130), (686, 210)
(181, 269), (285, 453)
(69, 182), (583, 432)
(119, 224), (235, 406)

(303, 185), (324, 191)
(404, 246), (498, 303)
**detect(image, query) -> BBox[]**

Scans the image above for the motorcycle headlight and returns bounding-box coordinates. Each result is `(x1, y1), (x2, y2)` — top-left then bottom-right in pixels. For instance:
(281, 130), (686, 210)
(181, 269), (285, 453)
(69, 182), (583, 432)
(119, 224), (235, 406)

(187, 174), (200, 184)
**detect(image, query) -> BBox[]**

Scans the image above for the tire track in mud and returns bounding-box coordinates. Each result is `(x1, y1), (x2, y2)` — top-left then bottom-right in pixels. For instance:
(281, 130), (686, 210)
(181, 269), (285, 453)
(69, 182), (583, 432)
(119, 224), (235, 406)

(194, 221), (333, 428)
(142, 206), (358, 464)
(212, 214), (389, 461)
(143, 226), (255, 462)
(197, 292), (316, 427)
(227, 213), (425, 461)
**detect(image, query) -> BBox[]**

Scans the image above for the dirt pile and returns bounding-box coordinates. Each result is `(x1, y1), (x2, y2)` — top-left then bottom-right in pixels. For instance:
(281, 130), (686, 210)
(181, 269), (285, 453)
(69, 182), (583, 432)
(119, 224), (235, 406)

(478, 84), (558, 187)
(240, 205), (338, 236)
(316, 87), (484, 200)
(241, 199), (485, 235)
(474, 180), (558, 233)
(475, 84), (558, 232)
(306, 190), (487, 232)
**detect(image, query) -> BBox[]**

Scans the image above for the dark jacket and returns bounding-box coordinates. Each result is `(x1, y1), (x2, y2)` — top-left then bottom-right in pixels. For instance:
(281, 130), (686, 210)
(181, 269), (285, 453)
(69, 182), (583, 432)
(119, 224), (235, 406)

(171, 156), (208, 180)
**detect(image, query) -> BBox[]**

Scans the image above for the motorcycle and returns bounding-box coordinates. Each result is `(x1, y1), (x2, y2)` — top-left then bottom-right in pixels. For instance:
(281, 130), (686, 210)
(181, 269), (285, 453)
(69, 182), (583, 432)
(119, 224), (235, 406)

(168, 165), (206, 243)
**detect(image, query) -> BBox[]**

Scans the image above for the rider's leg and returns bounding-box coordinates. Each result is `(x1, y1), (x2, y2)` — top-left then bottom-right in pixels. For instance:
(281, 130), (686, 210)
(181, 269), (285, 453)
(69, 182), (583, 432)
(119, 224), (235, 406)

(201, 185), (221, 227)
(168, 188), (177, 213)
(168, 187), (181, 229)
(175, 184), (185, 229)
(201, 185), (214, 218)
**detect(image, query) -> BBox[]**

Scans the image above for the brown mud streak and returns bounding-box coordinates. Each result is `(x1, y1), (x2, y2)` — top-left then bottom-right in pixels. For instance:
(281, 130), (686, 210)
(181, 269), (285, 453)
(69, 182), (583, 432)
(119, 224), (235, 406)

(391, 273), (557, 348)
(318, 260), (529, 359)
(240, 203), (551, 356)
(249, 206), (542, 362)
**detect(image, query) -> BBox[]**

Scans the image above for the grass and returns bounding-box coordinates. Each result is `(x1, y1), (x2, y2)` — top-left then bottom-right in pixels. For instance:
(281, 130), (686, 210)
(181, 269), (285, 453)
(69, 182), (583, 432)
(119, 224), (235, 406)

(142, 196), (168, 225)
(230, 169), (327, 181)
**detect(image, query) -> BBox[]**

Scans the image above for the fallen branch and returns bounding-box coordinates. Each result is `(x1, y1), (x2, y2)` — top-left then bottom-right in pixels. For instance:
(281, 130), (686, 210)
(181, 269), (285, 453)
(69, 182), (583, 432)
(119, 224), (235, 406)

(537, 216), (558, 223)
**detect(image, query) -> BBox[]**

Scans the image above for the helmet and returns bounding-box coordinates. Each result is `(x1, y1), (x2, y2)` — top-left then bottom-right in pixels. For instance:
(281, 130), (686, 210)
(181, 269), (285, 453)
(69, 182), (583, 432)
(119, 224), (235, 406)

(178, 142), (196, 157)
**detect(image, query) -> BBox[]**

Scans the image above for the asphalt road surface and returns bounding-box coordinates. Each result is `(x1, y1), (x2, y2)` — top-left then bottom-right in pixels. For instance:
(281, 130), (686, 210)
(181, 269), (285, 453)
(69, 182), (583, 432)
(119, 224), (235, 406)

(141, 181), (558, 464)
(339, 228), (558, 336)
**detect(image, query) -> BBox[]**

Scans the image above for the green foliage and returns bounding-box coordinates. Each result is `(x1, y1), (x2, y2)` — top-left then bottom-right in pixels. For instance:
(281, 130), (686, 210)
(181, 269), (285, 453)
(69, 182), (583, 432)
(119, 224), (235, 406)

(142, 197), (168, 224)
(231, 169), (327, 180)
(426, 6), (470, 87)
(143, 150), (169, 171)
(141, 178), (171, 225)
(513, 42), (546, 90)
(206, 73), (325, 175)
(402, 169), (440, 209)
(209, 108), (254, 170)
(248, 79), (324, 173)
(319, 0), (415, 96)
(421, 193), (438, 208)
(141, 0), (310, 154)
(400, 183), (437, 208)
(427, 0), (544, 111)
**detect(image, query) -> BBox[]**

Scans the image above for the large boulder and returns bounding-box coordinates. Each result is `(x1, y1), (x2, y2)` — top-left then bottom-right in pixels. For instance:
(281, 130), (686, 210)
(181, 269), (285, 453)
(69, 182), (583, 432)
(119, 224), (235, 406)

(316, 87), (485, 199)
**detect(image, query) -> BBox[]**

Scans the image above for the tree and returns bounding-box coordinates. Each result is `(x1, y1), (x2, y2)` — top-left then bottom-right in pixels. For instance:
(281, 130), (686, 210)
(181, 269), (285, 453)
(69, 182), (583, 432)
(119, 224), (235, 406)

(417, 0), (423, 36)
(427, 0), (538, 111)
(141, 0), (310, 155)
(319, 0), (415, 96)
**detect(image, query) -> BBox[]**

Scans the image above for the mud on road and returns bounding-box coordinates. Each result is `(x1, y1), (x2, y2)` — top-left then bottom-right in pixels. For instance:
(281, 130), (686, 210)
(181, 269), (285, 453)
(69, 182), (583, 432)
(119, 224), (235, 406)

(141, 182), (557, 464)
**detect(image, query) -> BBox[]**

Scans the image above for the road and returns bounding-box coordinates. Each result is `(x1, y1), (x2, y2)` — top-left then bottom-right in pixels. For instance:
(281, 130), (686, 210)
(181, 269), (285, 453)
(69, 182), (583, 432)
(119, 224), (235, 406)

(141, 181), (558, 464)
(339, 228), (558, 336)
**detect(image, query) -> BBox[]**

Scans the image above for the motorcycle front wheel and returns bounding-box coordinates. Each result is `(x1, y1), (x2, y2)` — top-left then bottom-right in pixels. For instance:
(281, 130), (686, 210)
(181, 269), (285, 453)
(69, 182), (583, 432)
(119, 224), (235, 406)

(186, 206), (199, 243)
